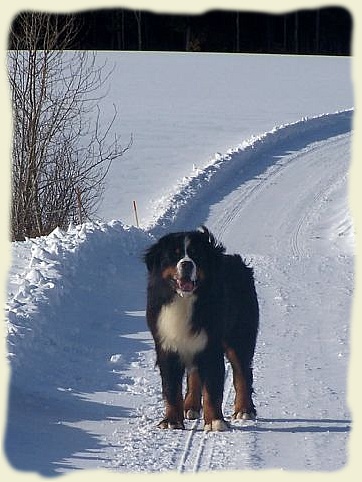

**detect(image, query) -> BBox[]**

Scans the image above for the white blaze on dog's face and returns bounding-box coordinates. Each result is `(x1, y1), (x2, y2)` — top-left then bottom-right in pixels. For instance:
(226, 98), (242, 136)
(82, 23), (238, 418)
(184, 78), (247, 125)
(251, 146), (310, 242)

(175, 237), (197, 297)
(157, 232), (207, 297)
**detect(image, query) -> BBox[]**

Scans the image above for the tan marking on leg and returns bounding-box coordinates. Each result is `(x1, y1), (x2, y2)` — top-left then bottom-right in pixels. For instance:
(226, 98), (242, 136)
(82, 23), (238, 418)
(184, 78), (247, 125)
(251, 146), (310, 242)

(184, 369), (202, 418)
(202, 386), (223, 426)
(225, 347), (251, 416)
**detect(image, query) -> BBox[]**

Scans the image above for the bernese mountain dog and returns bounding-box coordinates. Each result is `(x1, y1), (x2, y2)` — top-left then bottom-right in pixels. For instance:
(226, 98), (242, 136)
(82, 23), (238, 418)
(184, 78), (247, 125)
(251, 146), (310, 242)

(144, 226), (259, 432)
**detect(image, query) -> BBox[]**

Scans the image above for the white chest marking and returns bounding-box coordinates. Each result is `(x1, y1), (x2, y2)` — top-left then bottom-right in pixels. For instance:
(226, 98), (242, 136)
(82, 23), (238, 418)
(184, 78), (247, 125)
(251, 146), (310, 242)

(157, 294), (208, 365)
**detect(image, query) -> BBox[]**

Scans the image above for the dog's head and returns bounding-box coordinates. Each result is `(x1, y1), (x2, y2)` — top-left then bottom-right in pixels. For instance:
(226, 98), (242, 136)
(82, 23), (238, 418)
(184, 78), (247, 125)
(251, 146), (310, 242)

(144, 226), (225, 297)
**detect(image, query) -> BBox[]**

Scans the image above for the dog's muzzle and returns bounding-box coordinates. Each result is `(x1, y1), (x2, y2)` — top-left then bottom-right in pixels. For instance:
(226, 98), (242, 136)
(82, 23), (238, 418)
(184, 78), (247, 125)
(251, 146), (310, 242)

(175, 257), (197, 296)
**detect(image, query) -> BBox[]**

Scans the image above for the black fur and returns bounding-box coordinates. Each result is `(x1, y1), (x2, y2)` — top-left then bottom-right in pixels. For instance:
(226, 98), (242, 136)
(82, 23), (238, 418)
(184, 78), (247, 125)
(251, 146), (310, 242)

(144, 226), (259, 430)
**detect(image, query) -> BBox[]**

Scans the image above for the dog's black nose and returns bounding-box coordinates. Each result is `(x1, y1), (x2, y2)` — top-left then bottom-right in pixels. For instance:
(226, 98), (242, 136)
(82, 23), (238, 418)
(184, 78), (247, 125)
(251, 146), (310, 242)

(179, 260), (194, 278)
(179, 260), (194, 270)
(177, 258), (196, 281)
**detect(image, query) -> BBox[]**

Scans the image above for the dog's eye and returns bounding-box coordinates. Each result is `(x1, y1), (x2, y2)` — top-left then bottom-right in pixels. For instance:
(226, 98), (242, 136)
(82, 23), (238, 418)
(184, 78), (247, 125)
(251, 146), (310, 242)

(166, 247), (180, 262)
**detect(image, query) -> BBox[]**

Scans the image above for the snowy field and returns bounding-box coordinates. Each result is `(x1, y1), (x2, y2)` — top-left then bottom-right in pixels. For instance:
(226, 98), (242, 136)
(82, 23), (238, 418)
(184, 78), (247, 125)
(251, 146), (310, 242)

(4, 53), (356, 476)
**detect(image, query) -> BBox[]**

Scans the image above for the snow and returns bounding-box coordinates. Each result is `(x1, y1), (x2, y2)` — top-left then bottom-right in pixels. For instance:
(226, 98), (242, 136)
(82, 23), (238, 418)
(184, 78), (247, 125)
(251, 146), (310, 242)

(3, 53), (356, 477)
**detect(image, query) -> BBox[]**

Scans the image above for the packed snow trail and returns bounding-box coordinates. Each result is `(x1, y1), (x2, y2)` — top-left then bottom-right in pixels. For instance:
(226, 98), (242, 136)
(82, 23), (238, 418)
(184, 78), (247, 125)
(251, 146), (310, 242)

(5, 113), (353, 475)
(207, 133), (352, 256)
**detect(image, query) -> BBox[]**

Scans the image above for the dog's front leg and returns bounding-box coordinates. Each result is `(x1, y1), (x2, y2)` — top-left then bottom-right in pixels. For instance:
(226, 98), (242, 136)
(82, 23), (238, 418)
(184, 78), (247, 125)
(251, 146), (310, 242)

(198, 349), (229, 432)
(157, 350), (185, 429)
(184, 368), (202, 419)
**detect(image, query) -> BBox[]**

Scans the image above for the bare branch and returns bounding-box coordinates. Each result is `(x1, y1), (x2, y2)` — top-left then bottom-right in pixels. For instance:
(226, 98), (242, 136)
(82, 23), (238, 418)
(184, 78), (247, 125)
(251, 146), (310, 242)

(8, 12), (131, 240)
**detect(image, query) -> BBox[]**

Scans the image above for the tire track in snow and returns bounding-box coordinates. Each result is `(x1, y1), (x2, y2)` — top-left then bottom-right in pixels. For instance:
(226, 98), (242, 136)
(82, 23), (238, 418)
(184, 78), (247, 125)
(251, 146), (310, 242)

(210, 133), (350, 258)
(176, 368), (229, 472)
(176, 419), (200, 473)
(177, 361), (240, 473)
(212, 139), (333, 242)
(290, 169), (348, 257)
(286, 134), (350, 257)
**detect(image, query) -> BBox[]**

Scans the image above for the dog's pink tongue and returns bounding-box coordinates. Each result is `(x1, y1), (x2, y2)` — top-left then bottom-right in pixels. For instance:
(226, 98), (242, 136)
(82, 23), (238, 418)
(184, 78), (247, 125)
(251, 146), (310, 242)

(178, 280), (194, 292)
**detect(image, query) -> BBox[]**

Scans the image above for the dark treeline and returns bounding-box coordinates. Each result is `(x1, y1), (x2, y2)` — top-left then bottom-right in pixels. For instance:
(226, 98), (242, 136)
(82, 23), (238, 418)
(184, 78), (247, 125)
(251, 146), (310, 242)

(9, 7), (352, 55)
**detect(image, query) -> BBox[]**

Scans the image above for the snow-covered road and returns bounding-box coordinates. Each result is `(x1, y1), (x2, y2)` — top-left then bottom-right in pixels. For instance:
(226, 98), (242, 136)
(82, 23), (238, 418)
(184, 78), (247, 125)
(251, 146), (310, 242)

(5, 112), (354, 475)
(148, 131), (353, 473)
(209, 133), (352, 256)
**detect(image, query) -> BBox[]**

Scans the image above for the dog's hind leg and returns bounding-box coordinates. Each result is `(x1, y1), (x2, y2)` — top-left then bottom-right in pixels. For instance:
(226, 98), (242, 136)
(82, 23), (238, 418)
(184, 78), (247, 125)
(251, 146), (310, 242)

(225, 345), (256, 420)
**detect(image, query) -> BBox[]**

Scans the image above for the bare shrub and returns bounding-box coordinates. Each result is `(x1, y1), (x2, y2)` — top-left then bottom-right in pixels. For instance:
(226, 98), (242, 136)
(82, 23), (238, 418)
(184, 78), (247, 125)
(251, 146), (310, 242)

(8, 12), (131, 240)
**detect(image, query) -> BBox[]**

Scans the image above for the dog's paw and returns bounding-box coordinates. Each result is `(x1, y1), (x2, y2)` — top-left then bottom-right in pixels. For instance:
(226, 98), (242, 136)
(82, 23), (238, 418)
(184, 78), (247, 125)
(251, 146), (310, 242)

(185, 409), (201, 420)
(232, 411), (256, 421)
(204, 419), (230, 432)
(157, 418), (185, 430)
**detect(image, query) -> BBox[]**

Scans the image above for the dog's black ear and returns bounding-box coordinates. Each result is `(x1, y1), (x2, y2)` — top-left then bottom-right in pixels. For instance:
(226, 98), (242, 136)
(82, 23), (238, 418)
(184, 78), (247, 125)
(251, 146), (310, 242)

(144, 242), (161, 272)
(198, 225), (225, 254)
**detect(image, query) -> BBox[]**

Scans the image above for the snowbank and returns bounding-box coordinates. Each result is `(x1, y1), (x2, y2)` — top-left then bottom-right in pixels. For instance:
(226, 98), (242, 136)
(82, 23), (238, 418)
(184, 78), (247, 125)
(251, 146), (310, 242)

(6, 221), (151, 393)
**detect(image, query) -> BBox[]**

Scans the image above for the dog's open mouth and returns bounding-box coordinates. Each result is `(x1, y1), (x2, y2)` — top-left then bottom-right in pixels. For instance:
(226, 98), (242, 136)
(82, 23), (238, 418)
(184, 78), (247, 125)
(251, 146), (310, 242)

(175, 277), (196, 295)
